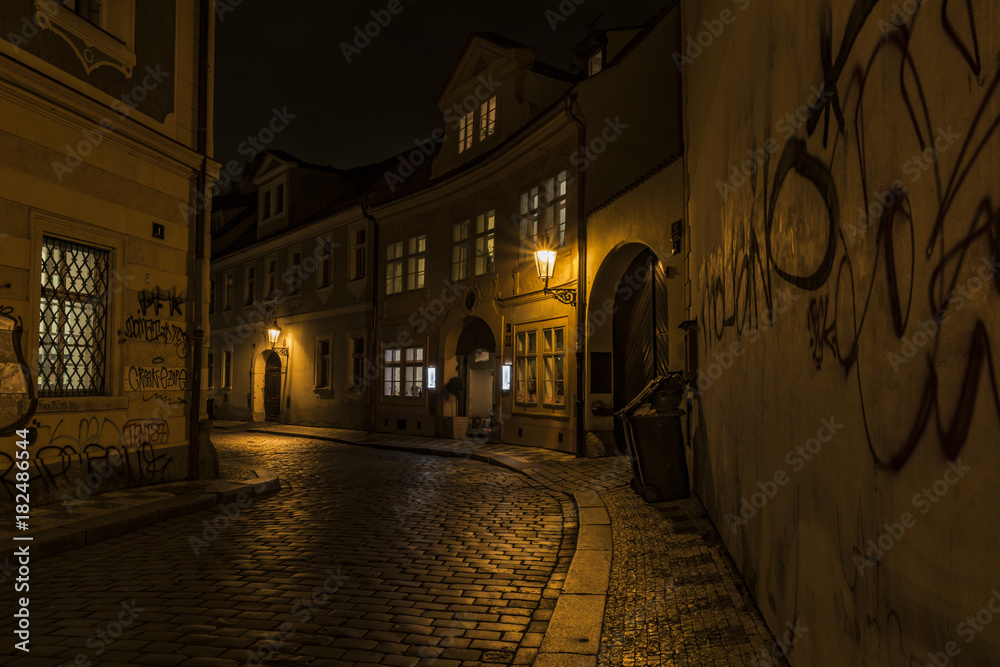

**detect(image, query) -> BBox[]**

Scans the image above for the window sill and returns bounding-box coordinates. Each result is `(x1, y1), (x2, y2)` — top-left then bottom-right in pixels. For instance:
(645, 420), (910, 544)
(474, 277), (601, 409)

(35, 1), (136, 78)
(37, 395), (128, 413)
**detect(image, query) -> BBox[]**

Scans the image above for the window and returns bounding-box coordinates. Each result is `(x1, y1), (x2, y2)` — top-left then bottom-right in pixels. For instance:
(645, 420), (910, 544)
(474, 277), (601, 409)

(475, 210), (495, 275)
(385, 241), (403, 295)
(288, 249), (302, 296)
(207, 351), (215, 390)
(315, 337), (331, 388)
(458, 111), (474, 153)
(243, 263), (255, 307)
(265, 257), (278, 300)
(275, 184), (285, 214)
(351, 227), (366, 280)
(223, 350), (232, 389)
(543, 327), (566, 405)
(588, 51), (603, 76)
(317, 237), (334, 289)
(479, 96), (497, 140)
(350, 337), (365, 390)
(209, 276), (215, 315)
(407, 235), (426, 291)
(452, 221), (469, 281)
(515, 331), (537, 405)
(37, 236), (110, 397)
(262, 191), (271, 220)
(223, 271), (234, 311)
(58, 0), (102, 26)
(519, 172), (568, 260)
(384, 346), (424, 397)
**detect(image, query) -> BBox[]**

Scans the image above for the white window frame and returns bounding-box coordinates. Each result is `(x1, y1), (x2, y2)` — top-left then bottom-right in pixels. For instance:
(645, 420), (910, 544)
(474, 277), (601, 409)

(515, 330), (538, 406)
(479, 96), (497, 140)
(385, 241), (403, 295)
(452, 221), (469, 282)
(315, 335), (332, 389)
(407, 234), (426, 291)
(383, 344), (424, 398)
(458, 111), (474, 153)
(543, 326), (566, 406)
(474, 210), (495, 276)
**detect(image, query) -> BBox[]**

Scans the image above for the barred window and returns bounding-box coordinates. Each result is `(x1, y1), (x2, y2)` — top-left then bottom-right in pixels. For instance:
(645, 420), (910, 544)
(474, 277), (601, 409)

(38, 236), (110, 397)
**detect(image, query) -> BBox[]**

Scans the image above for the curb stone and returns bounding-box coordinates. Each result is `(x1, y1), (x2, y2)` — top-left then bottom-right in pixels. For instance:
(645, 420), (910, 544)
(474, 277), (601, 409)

(1, 466), (281, 563)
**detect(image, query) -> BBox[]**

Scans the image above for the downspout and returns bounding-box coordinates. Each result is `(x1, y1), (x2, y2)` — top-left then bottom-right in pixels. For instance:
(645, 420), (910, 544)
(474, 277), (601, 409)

(566, 94), (587, 458)
(188, 0), (211, 478)
(361, 197), (378, 433)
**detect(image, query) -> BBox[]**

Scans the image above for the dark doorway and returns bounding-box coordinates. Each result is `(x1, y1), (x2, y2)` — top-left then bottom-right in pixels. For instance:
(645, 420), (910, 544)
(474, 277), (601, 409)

(612, 249), (669, 451)
(455, 317), (496, 435)
(264, 351), (282, 422)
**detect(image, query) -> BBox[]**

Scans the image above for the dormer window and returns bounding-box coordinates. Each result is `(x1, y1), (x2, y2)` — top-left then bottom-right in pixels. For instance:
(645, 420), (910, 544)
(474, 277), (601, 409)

(275, 184), (285, 214)
(587, 50), (603, 76)
(262, 191), (271, 220)
(479, 97), (496, 141)
(458, 111), (474, 153)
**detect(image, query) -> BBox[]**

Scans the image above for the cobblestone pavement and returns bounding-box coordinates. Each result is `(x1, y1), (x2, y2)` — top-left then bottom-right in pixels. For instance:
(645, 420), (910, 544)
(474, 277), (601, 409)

(0, 433), (576, 666)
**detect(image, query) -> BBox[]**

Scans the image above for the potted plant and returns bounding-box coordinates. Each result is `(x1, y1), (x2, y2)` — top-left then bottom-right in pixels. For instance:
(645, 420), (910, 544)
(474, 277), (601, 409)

(444, 376), (468, 439)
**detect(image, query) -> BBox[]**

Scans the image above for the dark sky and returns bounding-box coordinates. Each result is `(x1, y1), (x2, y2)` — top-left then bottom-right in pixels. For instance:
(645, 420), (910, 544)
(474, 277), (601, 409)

(214, 0), (667, 171)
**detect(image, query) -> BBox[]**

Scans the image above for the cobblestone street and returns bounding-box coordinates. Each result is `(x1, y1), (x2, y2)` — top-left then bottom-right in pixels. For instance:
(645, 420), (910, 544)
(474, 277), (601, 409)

(0, 433), (574, 666)
(1, 428), (787, 666)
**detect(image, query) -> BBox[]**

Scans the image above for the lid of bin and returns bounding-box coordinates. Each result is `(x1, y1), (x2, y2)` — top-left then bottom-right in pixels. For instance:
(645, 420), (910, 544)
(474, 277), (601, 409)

(614, 374), (688, 420)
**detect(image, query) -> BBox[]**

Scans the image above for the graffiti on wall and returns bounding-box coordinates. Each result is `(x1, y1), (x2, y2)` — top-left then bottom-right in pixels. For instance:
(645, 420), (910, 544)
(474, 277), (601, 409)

(0, 306), (37, 437)
(137, 287), (184, 318)
(127, 357), (189, 392)
(123, 315), (190, 358)
(697, 0), (999, 472)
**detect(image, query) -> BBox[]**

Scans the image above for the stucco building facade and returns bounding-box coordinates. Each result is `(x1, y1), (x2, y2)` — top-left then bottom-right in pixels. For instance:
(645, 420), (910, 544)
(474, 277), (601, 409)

(0, 0), (218, 504)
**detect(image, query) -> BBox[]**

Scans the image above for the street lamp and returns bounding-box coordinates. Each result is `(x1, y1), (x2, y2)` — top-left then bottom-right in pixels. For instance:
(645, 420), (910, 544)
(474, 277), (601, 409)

(268, 327), (280, 347)
(533, 246), (576, 305)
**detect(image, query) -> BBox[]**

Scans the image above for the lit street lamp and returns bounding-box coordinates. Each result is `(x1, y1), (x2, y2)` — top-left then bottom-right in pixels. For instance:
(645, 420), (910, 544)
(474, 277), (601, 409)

(533, 247), (576, 305)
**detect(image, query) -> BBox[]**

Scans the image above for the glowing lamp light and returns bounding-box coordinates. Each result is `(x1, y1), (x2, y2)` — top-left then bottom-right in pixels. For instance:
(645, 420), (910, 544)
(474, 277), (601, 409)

(268, 328), (280, 346)
(534, 249), (557, 281)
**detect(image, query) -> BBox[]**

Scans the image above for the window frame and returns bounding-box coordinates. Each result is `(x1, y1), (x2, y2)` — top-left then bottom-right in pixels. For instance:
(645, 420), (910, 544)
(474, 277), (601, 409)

(452, 220), (470, 282)
(479, 96), (497, 140)
(315, 335), (332, 389)
(223, 271), (234, 311)
(287, 246), (302, 297)
(382, 343), (425, 400)
(317, 235), (334, 290)
(223, 349), (233, 389)
(349, 335), (366, 391)
(474, 210), (496, 276)
(514, 321), (568, 412)
(243, 262), (256, 308)
(385, 240), (403, 296)
(406, 234), (426, 291)
(458, 111), (474, 153)
(350, 226), (367, 281)
(265, 255), (278, 301)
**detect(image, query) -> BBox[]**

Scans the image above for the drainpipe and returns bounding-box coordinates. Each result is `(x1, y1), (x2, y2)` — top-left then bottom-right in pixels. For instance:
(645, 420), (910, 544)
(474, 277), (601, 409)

(361, 197), (378, 433)
(566, 94), (587, 458)
(188, 0), (211, 478)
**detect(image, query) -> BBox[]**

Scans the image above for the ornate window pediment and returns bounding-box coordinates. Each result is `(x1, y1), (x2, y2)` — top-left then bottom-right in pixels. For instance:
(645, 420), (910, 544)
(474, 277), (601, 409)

(35, 0), (137, 78)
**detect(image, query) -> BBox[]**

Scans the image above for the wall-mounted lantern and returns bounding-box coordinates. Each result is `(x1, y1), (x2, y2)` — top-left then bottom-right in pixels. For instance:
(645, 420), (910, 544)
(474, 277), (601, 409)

(533, 247), (576, 305)
(268, 325), (288, 356)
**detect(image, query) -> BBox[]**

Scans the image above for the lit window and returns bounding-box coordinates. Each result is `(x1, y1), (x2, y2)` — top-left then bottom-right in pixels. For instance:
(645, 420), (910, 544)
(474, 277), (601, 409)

(518, 187), (540, 261)
(407, 235), (426, 291)
(452, 221), (469, 281)
(383, 345), (424, 397)
(385, 241), (403, 295)
(515, 331), (537, 405)
(37, 236), (110, 397)
(243, 263), (255, 306)
(458, 111), (474, 153)
(519, 172), (568, 260)
(479, 96), (497, 140)
(543, 327), (566, 405)
(223, 350), (232, 389)
(224, 272), (234, 310)
(475, 210), (495, 275)
(315, 338), (331, 388)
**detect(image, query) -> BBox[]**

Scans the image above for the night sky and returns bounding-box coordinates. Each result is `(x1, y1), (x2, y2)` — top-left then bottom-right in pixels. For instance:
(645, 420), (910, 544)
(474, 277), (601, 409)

(214, 0), (667, 171)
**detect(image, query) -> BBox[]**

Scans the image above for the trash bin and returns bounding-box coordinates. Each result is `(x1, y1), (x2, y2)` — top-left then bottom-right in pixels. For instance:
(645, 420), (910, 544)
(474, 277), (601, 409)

(615, 373), (690, 503)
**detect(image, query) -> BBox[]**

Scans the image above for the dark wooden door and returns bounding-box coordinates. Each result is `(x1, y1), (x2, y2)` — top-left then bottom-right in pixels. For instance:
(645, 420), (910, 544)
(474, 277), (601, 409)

(613, 249), (669, 450)
(264, 353), (281, 422)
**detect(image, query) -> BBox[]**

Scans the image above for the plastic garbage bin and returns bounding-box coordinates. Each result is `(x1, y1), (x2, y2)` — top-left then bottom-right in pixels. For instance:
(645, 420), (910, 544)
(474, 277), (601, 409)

(615, 373), (690, 502)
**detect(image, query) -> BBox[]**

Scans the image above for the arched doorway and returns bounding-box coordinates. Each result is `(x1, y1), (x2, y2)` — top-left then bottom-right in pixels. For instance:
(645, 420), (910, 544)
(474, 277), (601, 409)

(455, 317), (497, 436)
(590, 244), (670, 451)
(263, 352), (282, 422)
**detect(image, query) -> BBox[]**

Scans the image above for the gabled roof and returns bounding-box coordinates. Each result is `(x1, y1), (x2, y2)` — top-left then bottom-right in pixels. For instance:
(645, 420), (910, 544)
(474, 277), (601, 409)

(436, 32), (578, 104)
(250, 150), (346, 184)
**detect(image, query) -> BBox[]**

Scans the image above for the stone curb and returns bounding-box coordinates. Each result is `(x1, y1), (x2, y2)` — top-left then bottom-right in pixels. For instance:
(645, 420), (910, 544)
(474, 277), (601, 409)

(0, 466), (282, 563)
(247, 428), (611, 665)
